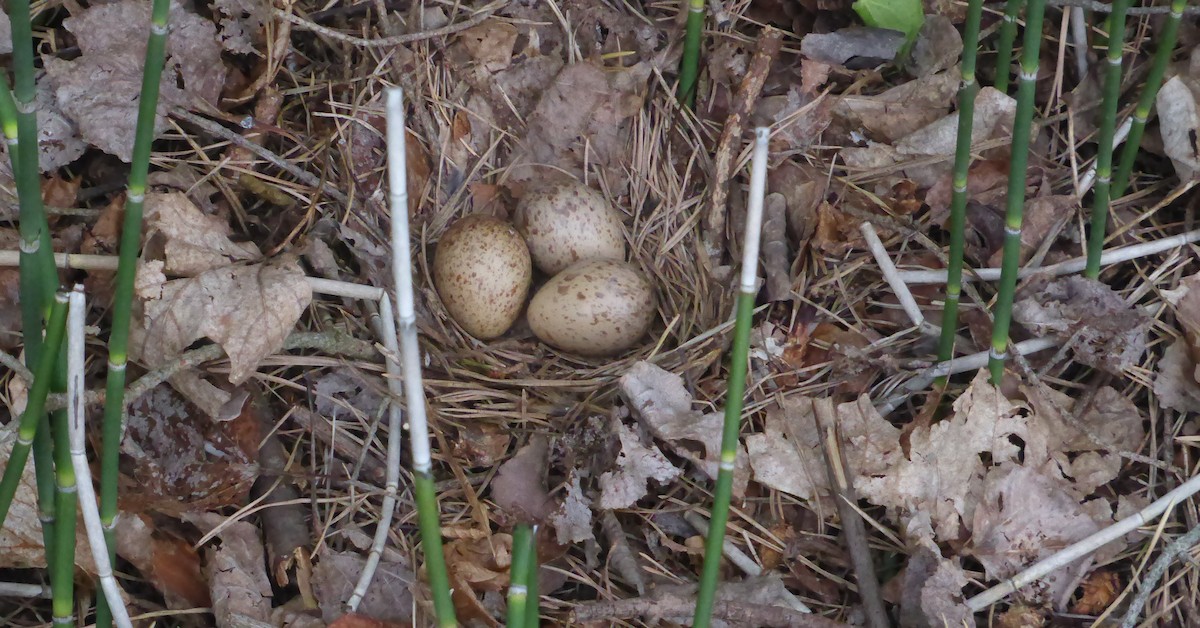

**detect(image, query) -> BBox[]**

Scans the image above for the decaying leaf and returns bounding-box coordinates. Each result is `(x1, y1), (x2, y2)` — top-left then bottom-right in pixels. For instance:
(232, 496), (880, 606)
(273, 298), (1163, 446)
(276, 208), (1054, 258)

(834, 71), (959, 143)
(1157, 76), (1200, 181)
(549, 474), (594, 544)
(313, 370), (385, 422)
(1154, 339), (1200, 412)
(214, 0), (269, 54)
(445, 533), (512, 627)
(899, 541), (974, 628)
(619, 362), (749, 496)
(143, 191), (263, 275)
(135, 254), (312, 388)
(42, 0), (226, 161)
(908, 14), (962, 77)
(491, 436), (554, 523)
(598, 419), (681, 509)
(800, 28), (905, 67)
(185, 512), (273, 626)
(0, 440), (98, 573)
(312, 551), (414, 625)
(1012, 276), (1149, 374)
(120, 385), (259, 515)
(114, 513), (211, 609)
(455, 20), (520, 73)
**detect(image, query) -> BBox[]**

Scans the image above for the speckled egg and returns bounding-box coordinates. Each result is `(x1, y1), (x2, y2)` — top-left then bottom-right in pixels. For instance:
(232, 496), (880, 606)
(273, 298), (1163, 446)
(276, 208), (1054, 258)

(527, 260), (656, 356)
(433, 214), (532, 339)
(514, 181), (627, 275)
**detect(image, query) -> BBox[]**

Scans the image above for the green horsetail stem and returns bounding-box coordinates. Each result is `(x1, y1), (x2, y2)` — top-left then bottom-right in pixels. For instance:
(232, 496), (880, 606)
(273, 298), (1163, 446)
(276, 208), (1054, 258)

(989, 0), (1048, 384)
(936, 0), (986, 369)
(693, 127), (770, 628)
(1085, 1), (1131, 278)
(994, 0), (1024, 90)
(525, 525), (539, 627)
(95, 2), (171, 626)
(0, 295), (66, 530)
(1111, 0), (1186, 200)
(677, 0), (705, 107)
(507, 524), (533, 627)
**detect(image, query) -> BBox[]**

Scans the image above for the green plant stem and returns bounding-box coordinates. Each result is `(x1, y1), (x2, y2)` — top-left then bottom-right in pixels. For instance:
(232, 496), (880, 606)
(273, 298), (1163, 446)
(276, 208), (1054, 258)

(414, 471), (455, 626)
(1085, 0), (1132, 278)
(49, 401), (75, 627)
(507, 524), (533, 627)
(995, 0), (1024, 90)
(989, 0), (1047, 384)
(94, 3), (171, 626)
(677, 0), (705, 107)
(525, 526), (539, 628)
(936, 0), (986, 370)
(1111, 0), (1185, 200)
(0, 295), (66, 530)
(693, 291), (754, 628)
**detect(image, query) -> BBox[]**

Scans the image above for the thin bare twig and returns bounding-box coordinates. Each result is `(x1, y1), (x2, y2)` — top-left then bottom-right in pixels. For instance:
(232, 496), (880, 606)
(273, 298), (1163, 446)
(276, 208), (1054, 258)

(1045, 0), (1200, 15)
(1119, 524), (1200, 627)
(274, 0), (505, 48)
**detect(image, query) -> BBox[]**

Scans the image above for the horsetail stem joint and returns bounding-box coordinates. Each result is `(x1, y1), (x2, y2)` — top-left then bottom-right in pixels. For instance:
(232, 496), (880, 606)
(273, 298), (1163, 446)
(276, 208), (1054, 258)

(107, 360), (126, 372)
(990, 347), (1008, 360)
(1004, 225), (1022, 236)
(126, 190), (145, 203)
(19, 236), (40, 254)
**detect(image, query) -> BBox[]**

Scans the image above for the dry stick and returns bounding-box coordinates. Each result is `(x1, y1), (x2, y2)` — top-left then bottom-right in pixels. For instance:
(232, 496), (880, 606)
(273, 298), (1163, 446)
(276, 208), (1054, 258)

(1119, 524), (1200, 627)
(762, 193), (791, 301)
(895, 227), (1200, 284)
(273, 0), (505, 47)
(966, 472), (1200, 611)
(346, 295), (404, 612)
(684, 512), (813, 614)
(600, 511), (647, 595)
(0, 582), (48, 598)
(813, 399), (888, 628)
(859, 223), (938, 338)
(66, 287), (133, 628)
(702, 28), (782, 271)
(1050, 0), (1200, 15)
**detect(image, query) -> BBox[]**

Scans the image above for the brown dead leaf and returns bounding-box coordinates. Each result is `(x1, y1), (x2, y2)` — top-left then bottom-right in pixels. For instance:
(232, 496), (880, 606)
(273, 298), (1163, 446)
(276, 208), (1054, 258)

(0, 80), (86, 172)
(143, 192), (262, 275)
(969, 462), (1105, 605)
(120, 385), (259, 515)
(1012, 276), (1149, 374)
(598, 419), (681, 509)
(312, 552), (413, 625)
(114, 513), (211, 609)
(453, 422), (513, 468)
(214, 0), (269, 54)
(508, 61), (650, 187)
(1154, 339), (1200, 412)
(185, 512), (272, 626)
(619, 362), (749, 496)
(1166, 271), (1200, 364)
(800, 28), (905, 67)
(1070, 569), (1120, 615)
(492, 436), (554, 523)
(43, 0), (226, 161)
(909, 15), (963, 78)
(136, 254), (312, 387)
(0, 440), (98, 573)
(328, 614), (410, 628)
(455, 20), (519, 73)
(924, 158), (1011, 223)
(1157, 76), (1200, 181)
(898, 541), (974, 628)
(834, 71), (959, 143)
(445, 533), (512, 627)
(549, 474), (593, 544)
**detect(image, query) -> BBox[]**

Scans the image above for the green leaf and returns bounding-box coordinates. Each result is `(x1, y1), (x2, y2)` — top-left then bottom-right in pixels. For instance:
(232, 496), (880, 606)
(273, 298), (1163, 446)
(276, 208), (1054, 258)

(853, 0), (925, 42)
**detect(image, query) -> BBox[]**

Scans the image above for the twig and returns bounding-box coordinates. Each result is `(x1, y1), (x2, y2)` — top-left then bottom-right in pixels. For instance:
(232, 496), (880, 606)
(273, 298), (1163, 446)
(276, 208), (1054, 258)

(169, 107), (350, 207)
(67, 287), (133, 628)
(762, 193), (791, 301)
(707, 0), (731, 27)
(0, 250), (384, 300)
(702, 28), (782, 270)
(1119, 524), (1200, 627)
(860, 222), (938, 338)
(684, 511), (813, 614)
(966, 473), (1200, 611)
(813, 398), (889, 628)
(895, 228), (1200, 284)
(273, 0), (505, 48)
(600, 511), (647, 595)
(0, 582), (48, 598)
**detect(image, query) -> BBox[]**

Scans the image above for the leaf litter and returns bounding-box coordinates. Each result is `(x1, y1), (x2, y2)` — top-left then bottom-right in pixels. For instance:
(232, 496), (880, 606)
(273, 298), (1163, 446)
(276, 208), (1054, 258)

(5, 0), (1200, 625)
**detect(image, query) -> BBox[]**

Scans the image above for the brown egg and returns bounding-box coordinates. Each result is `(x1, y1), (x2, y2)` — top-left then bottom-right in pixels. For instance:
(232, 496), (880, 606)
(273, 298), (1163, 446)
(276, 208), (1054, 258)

(514, 181), (626, 275)
(527, 260), (656, 356)
(433, 214), (532, 339)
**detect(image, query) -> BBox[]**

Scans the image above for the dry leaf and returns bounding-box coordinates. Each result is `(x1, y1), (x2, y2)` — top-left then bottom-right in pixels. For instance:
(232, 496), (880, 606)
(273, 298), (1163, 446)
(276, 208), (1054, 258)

(598, 419), (681, 509)
(455, 20), (519, 73)
(909, 14), (962, 77)
(800, 28), (905, 67)
(834, 71), (959, 143)
(491, 436), (554, 523)
(42, 0), (226, 161)
(619, 362), (749, 496)
(137, 255), (312, 386)
(899, 541), (974, 628)
(1012, 276), (1149, 374)
(312, 552), (414, 625)
(0, 80), (86, 172)
(214, 0), (269, 54)
(186, 512), (272, 626)
(1157, 76), (1200, 181)
(549, 474), (594, 544)
(0, 440), (98, 573)
(453, 421), (513, 468)
(745, 398), (825, 501)
(1154, 339), (1200, 412)
(114, 513), (210, 609)
(144, 191), (262, 275)
(1070, 569), (1119, 615)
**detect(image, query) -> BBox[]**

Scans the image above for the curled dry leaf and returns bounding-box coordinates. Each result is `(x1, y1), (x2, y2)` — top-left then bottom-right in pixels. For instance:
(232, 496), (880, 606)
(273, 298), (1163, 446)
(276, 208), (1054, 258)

(800, 28), (906, 67)
(598, 419), (681, 509)
(114, 513), (210, 609)
(618, 362), (749, 496)
(834, 71), (959, 143)
(899, 541), (974, 628)
(1012, 276), (1149, 374)
(549, 474), (594, 544)
(143, 191), (262, 275)
(185, 512), (273, 626)
(1154, 339), (1200, 412)
(1157, 76), (1200, 181)
(136, 254), (312, 387)
(214, 0), (270, 54)
(909, 14), (963, 78)
(42, 0), (226, 161)
(491, 435), (555, 523)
